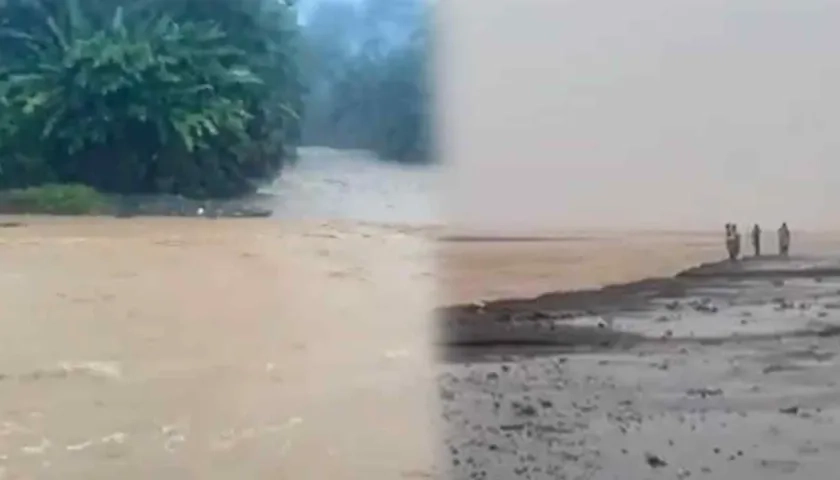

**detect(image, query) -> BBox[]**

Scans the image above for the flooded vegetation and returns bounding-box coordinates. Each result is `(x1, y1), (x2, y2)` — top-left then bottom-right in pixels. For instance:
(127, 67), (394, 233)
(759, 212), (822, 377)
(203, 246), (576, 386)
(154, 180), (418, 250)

(0, 1), (439, 479)
(7, 0), (840, 479)
(0, 0), (431, 209)
(0, 0), (303, 199)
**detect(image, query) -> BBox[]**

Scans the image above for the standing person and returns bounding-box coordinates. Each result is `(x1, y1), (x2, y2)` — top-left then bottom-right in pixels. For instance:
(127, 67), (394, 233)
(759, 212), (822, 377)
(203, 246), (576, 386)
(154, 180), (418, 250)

(725, 224), (733, 260)
(733, 224), (742, 259)
(751, 224), (762, 256)
(778, 222), (790, 256)
(725, 224), (738, 261)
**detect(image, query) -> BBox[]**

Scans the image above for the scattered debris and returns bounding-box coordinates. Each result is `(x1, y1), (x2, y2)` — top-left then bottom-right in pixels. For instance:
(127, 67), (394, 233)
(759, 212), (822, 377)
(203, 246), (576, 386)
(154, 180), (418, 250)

(596, 316), (614, 329)
(758, 459), (800, 474)
(774, 298), (795, 310)
(530, 310), (554, 320)
(665, 301), (681, 311)
(763, 364), (793, 374)
(512, 402), (538, 417)
(644, 452), (668, 468)
(686, 387), (723, 398)
(779, 405), (800, 415)
(689, 299), (718, 313)
(439, 256), (840, 478)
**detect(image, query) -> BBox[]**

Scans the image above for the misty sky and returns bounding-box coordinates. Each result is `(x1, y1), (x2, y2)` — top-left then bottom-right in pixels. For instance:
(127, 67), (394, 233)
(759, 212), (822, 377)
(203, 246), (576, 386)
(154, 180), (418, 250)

(295, 0), (355, 24)
(439, 0), (840, 231)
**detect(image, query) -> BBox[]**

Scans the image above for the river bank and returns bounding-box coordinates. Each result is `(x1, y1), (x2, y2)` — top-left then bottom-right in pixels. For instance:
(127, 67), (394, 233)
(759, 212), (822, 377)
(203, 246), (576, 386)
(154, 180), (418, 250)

(0, 147), (438, 221)
(5, 217), (836, 478)
(437, 236), (840, 480)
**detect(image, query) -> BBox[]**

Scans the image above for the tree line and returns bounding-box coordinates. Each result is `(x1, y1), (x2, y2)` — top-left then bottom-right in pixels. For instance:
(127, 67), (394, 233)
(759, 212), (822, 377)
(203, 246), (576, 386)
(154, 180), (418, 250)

(296, 0), (431, 163)
(0, 0), (430, 200)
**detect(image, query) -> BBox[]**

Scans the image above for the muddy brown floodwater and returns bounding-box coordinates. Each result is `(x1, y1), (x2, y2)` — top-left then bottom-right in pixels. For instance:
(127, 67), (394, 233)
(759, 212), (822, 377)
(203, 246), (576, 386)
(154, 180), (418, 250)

(438, 234), (840, 480)
(5, 144), (840, 480)
(0, 148), (443, 479)
(0, 217), (441, 479)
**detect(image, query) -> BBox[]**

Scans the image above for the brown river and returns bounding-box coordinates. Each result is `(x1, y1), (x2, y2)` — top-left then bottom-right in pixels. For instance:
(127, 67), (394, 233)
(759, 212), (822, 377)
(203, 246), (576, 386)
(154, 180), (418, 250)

(4, 147), (831, 479)
(0, 148), (442, 479)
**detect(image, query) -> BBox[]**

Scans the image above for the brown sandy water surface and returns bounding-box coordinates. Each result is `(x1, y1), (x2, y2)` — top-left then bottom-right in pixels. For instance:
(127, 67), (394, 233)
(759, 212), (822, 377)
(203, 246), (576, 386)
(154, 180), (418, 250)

(0, 217), (438, 479)
(439, 230), (840, 304)
(4, 214), (838, 480)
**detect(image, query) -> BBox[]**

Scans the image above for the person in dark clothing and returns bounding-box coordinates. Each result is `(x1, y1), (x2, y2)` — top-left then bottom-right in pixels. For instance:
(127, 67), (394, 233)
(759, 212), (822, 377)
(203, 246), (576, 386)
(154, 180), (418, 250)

(751, 224), (761, 256)
(725, 224), (732, 259)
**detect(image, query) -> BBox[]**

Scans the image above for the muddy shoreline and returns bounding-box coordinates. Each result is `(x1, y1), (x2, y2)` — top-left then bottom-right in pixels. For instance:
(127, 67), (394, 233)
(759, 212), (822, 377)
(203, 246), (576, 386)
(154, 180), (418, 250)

(108, 194), (274, 217)
(0, 193), (275, 218)
(437, 254), (840, 479)
(438, 254), (840, 350)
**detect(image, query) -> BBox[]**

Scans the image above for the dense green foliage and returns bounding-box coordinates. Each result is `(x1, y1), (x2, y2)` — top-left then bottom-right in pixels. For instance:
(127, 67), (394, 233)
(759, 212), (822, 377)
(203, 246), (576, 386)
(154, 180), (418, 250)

(0, 0), (304, 198)
(0, 183), (108, 214)
(299, 0), (431, 163)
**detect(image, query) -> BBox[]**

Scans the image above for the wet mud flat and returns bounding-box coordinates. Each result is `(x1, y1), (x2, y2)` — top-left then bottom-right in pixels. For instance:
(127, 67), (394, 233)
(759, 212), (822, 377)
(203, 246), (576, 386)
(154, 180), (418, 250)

(437, 255), (840, 479)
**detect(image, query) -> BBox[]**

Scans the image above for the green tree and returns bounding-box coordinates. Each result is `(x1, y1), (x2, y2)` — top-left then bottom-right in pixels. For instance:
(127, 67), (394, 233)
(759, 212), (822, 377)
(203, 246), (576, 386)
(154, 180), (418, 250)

(331, 21), (430, 162)
(298, 0), (432, 163)
(0, 0), (303, 197)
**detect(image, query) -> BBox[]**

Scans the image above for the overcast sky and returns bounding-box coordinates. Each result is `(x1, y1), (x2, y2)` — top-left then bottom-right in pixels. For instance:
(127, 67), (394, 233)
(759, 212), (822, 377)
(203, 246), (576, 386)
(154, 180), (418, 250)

(438, 0), (840, 231)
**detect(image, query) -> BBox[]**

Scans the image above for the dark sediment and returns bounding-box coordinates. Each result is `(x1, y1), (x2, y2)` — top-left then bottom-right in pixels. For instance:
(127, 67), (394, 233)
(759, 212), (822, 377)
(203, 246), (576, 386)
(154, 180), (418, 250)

(677, 255), (840, 279)
(109, 194), (273, 218)
(0, 192), (274, 218)
(438, 255), (840, 480)
(438, 276), (685, 348)
(438, 255), (840, 350)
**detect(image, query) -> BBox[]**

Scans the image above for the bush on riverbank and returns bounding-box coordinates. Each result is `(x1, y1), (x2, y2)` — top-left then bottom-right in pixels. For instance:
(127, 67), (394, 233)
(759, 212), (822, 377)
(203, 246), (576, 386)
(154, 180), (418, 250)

(0, 184), (108, 215)
(0, 0), (304, 199)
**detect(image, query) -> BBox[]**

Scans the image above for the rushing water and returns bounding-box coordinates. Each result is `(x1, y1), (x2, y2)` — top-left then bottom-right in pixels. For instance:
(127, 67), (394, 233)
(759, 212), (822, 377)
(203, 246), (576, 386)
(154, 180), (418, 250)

(257, 147), (439, 225)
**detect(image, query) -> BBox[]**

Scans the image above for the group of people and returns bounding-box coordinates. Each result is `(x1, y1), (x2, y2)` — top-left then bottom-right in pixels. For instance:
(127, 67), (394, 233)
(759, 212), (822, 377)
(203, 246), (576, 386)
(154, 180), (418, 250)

(725, 222), (790, 261)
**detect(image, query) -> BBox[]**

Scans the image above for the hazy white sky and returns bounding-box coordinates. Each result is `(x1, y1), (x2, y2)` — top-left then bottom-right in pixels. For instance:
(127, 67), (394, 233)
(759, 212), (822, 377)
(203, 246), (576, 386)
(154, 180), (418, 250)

(438, 0), (840, 231)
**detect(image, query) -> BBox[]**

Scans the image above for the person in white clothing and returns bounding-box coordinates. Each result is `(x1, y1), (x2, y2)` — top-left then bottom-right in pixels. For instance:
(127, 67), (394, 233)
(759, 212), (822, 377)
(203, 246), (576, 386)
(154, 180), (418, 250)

(778, 222), (790, 256)
(725, 223), (739, 261)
